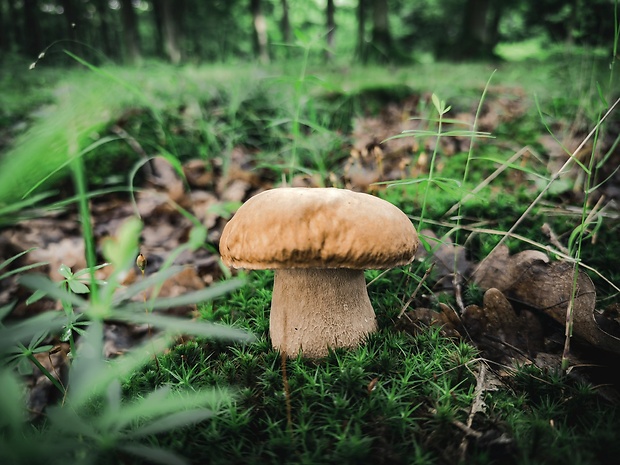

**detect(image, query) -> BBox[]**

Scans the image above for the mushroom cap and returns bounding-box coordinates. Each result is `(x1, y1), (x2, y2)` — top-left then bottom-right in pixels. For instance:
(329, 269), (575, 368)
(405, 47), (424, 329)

(219, 187), (418, 270)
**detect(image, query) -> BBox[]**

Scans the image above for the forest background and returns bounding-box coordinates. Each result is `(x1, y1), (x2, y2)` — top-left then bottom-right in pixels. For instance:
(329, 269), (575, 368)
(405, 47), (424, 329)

(1, 0), (616, 66)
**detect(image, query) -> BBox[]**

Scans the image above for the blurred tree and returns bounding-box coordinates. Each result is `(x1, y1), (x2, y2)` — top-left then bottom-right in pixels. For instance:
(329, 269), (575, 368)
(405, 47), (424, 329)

(0, 0), (614, 65)
(280, 0), (291, 44)
(60, 0), (88, 65)
(0, 2), (7, 54)
(326, 0), (335, 61)
(22, 0), (44, 58)
(370, 0), (392, 62)
(250, 0), (270, 63)
(92, 0), (118, 60)
(455, 0), (499, 59)
(6, 1), (21, 55)
(119, 0), (141, 64)
(356, 0), (368, 62)
(60, 0), (78, 43)
(522, 0), (616, 46)
(153, 0), (182, 64)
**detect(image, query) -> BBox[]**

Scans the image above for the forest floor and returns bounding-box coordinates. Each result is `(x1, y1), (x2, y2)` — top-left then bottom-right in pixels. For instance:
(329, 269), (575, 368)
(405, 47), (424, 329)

(1, 54), (620, 464)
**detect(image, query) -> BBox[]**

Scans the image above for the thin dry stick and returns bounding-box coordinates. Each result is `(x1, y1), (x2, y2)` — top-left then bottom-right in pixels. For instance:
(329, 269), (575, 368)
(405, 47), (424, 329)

(454, 272), (465, 313)
(366, 268), (390, 288)
(541, 223), (570, 255)
(47, 348), (66, 391)
(582, 194), (607, 244)
(562, 290), (576, 372)
(48, 346), (68, 405)
(458, 362), (488, 460)
(446, 146), (532, 216)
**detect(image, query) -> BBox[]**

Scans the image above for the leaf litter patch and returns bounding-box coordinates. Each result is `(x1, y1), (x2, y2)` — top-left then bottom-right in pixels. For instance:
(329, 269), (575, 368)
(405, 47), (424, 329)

(400, 240), (620, 402)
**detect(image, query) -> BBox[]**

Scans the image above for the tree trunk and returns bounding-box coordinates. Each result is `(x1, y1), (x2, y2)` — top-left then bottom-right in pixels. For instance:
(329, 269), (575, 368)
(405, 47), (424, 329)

(370, 0), (391, 62)
(7, 1), (21, 53)
(0, 2), (7, 54)
(356, 0), (367, 62)
(458, 0), (491, 59)
(62, 0), (85, 61)
(119, 0), (141, 64)
(487, 2), (504, 51)
(22, 0), (43, 58)
(92, 0), (115, 58)
(280, 0), (291, 44)
(152, 0), (164, 57)
(60, 0), (78, 42)
(325, 0), (335, 62)
(250, 0), (269, 64)
(159, 0), (181, 64)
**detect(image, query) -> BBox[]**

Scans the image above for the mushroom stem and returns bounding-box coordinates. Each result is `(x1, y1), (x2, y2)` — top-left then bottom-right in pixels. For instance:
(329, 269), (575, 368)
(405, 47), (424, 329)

(270, 268), (378, 358)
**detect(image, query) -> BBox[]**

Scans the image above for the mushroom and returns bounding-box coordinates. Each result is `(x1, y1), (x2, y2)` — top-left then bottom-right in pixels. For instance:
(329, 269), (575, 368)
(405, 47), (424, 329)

(219, 187), (419, 358)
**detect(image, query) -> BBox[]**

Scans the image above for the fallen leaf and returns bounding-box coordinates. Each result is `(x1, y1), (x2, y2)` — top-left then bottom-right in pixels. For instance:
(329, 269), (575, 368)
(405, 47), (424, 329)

(418, 230), (472, 292)
(473, 245), (549, 292)
(462, 288), (544, 356)
(474, 247), (620, 355)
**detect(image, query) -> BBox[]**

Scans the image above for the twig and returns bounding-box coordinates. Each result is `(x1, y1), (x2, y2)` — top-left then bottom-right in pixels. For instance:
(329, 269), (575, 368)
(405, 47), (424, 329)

(561, 296), (575, 372)
(446, 146), (531, 216)
(111, 124), (153, 177)
(541, 223), (569, 255)
(454, 273), (465, 313)
(137, 252), (160, 371)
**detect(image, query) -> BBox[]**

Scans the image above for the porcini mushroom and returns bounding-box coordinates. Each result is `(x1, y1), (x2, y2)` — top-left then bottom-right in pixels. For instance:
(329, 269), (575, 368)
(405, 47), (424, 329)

(219, 187), (418, 358)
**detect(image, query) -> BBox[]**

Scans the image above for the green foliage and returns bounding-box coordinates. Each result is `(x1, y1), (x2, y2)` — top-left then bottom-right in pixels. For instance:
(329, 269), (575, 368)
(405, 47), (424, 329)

(0, 254), (250, 465)
(0, 157), (251, 465)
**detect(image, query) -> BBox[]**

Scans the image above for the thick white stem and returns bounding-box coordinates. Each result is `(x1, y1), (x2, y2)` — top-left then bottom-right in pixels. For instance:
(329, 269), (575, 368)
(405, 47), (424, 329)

(270, 268), (377, 358)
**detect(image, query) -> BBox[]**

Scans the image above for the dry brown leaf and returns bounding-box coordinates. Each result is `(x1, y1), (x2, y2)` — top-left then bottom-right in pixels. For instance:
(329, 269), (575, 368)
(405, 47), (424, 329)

(418, 230), (472, 292)
(462, 288), (544, 356)
(472, 245), (549, 292)
(147, 157), (186, 204)
(189, 190), (220, 229)
(183, 159), (214, 188)
(398, 302), (464, 339)
(474, 247), (620, 355)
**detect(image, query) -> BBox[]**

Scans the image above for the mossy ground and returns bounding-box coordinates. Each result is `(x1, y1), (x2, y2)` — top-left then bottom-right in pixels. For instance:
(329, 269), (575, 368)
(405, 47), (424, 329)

(122, 271), (620, 465)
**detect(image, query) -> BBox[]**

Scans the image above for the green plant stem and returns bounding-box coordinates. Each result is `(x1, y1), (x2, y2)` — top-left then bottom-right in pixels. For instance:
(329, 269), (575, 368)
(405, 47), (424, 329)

(419, 117), (443, 230)
(288, 44), (311, 184)
(454, 71), (495, 229)
(71, 153), (98, 302)
(610, 0), (619, 88)
(27, 353), (65, 394)
(562, 108), (603, 372)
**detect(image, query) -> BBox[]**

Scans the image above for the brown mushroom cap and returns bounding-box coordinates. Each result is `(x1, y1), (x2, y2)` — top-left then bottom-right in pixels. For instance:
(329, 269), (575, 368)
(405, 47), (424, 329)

(219, 187), (418, 270)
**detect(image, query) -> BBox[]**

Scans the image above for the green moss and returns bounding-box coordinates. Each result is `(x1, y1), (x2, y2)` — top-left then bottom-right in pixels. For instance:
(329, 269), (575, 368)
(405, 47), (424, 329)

(118, 270), (620, 464)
